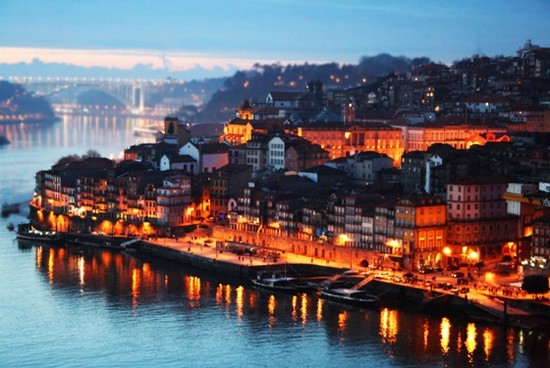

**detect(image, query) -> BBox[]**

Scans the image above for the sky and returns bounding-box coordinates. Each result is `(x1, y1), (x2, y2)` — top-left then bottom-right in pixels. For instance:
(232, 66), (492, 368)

(1, 0), (549, 80)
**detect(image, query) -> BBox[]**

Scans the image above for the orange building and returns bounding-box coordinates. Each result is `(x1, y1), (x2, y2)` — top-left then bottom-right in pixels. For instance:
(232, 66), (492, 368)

(394, 195), (447, 270)
(406, 123), (509, 151)
(296, 122), (404, 167)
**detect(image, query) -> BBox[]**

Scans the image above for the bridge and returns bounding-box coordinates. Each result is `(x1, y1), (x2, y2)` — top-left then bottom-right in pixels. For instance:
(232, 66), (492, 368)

(5, 76), (189, 115)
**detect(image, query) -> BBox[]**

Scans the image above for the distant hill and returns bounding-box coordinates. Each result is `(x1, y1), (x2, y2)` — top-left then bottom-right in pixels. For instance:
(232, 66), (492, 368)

(0, 81), (56, 123)
(193, 54), (431, 123)
(0, 58), (239, 81)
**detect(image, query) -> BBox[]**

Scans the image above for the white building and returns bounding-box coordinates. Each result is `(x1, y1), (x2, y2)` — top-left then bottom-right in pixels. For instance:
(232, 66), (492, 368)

(267, 136), (286, 171)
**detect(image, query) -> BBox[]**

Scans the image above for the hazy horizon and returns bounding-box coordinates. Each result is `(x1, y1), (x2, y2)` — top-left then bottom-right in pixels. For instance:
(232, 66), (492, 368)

(1, 0), (549, 81)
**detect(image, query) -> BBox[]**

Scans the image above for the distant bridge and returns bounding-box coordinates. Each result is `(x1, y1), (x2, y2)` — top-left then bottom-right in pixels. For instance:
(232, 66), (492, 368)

(6, 77), (186, 114)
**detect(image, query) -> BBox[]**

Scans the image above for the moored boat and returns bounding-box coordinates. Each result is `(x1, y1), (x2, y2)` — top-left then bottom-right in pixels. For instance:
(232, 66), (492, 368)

(16, 223), (64, 244)
(319, 287), (380, 307)
(252, 273), (313, 293)
(133, 124), (162, 137)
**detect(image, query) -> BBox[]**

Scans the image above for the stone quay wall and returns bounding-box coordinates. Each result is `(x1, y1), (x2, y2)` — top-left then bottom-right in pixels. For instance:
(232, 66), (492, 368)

(211, 226), (400, 271)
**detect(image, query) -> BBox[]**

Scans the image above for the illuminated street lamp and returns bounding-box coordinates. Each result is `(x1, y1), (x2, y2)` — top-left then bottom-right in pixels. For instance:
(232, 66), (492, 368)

(443, 246), (452, 267)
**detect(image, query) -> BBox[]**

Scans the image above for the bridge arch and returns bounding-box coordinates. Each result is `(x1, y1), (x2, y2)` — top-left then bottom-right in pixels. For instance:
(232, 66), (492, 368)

(46, 85), (134, 109)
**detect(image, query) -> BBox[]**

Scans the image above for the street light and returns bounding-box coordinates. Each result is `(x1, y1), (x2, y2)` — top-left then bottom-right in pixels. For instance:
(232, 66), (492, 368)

(443, 246), (452, 267)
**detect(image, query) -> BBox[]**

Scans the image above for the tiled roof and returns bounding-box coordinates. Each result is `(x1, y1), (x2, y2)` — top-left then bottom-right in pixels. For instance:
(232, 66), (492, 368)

(267, 91), (302, 101)
(200, 142), (229, 154)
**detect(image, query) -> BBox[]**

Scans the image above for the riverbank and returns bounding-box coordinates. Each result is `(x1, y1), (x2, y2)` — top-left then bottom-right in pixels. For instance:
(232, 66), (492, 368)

(136, 234), (550, 329)
(14, 225), (550, 330)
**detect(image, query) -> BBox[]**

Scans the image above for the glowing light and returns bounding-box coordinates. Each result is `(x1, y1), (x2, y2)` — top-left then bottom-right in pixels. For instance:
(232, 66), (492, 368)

(300, 294), (308, 326)
(291, 295), (298, 323)
(465, 323), (477, 362)
(440, 317), (450, 355)
(338, 311), (348, 333)
(483, 328), (494, 361)
(268, 295), (276, 328)
(131, 268), (140, 309)
(47, 248), (55, 285)
(485, 272), (495, 284)
(316, 298), (324, 322)
(443, 247), (452, 257)
(385, 239), (401, 247)
(236, 286), (244, 321)
(379, 308), (398, 344)
(78, 256), (85, 290)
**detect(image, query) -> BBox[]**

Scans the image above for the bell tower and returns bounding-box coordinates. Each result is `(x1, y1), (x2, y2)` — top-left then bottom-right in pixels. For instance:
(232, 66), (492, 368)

(163, 116), (190, 146)
(237, 99), (253, 120)
(342, 98), (356, 124)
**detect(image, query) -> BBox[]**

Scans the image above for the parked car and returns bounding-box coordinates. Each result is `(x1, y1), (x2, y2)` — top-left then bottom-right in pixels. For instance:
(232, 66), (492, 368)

(451, 271), (465, 278)
(437, 283), (453, 290)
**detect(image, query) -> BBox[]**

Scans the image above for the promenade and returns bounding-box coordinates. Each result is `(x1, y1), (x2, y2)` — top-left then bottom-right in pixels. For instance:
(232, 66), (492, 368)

(147, 233), (352, 271)
(142, 229), (550, 327)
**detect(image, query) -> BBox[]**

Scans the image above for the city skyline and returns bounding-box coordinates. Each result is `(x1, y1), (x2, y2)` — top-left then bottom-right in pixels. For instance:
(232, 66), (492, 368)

(1, 0), (550, 80)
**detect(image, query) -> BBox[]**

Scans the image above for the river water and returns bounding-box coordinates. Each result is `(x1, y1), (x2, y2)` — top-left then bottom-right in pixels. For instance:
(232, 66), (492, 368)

(0, 115), (548, 368)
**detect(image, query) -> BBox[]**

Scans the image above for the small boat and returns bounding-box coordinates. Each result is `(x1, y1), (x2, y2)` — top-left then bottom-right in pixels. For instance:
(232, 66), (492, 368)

(252, 273), (312, 293)
(16, 223), (64, 244)
(6, 223), (15, 231)
(319, 288), (380, 307)
(133, 124), (162, 137)
(1, 202), (19, 217)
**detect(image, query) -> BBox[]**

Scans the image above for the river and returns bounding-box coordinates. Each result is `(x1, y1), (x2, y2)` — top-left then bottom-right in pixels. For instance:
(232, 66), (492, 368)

(0, 115), (548, 368)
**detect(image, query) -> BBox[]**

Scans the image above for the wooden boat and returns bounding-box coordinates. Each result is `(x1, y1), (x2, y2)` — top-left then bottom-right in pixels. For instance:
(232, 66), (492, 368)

(252, 273), (312, 293)
(319, 287), (380, 307)
(16, 223), (64, 244)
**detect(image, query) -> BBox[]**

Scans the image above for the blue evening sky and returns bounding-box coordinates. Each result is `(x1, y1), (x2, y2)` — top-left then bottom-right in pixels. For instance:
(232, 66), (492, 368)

(1, 0), (549, 78)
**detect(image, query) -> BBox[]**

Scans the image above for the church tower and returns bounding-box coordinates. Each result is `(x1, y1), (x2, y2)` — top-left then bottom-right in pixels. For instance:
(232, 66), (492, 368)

(237, 99), (253, 120)
(342, 98), (356, 124)
(163, 116), (191, 146)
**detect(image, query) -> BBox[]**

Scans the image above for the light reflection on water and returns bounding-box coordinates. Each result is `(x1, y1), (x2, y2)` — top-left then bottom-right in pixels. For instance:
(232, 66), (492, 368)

(1, 116), (549, 367)
(0, 115), (157, 203)
(17, 243), (547, 367)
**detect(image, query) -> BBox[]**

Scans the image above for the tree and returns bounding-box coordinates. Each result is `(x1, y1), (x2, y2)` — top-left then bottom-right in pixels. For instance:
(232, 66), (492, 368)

(84, 149), (101, 158)
(522, 274), (549, 298)
(55, 154), (81, 166)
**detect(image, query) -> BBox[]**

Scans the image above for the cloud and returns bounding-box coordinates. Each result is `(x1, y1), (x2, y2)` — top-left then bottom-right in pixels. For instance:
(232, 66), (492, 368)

(1, 47), (322, 71)
(0, 47), (333, 80)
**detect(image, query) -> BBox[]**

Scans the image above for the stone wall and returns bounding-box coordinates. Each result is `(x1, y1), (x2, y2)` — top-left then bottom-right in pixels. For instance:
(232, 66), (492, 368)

(211, 226), (400, 270)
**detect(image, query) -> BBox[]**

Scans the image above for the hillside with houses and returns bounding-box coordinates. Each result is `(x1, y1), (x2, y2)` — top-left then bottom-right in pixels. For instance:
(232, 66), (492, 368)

(29, 40), (550, 277)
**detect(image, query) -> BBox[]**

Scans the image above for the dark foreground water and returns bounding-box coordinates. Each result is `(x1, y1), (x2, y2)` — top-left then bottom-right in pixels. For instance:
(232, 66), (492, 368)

(0, 116), (549, 367)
